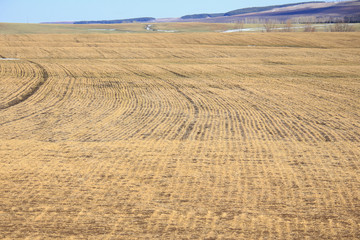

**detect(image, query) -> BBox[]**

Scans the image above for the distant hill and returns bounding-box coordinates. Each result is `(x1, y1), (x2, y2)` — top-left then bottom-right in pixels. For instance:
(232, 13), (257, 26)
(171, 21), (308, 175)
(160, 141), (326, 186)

(178, 0), (360, 23)
(73, 17), (155, 24)
(224, 1), (325, 16)
(181, 13), (223, 20)
(43, 0), (360, 24)
(181, 1), (324, 19)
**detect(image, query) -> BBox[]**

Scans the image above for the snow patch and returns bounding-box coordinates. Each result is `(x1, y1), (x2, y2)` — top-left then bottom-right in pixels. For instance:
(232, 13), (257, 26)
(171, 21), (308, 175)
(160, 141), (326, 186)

(0, 58), (19, 61)
(145, 25), (177, 33)
(88, 29), (116, 31)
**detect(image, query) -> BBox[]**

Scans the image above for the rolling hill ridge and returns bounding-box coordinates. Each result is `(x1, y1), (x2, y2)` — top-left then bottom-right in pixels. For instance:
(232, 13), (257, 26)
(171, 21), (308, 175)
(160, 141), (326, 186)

(59, 0), (360, 24)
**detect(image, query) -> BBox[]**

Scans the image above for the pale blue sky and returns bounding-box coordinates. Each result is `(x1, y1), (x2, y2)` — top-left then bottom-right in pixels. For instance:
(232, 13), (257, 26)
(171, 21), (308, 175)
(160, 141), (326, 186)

(1, 0), (319, 23)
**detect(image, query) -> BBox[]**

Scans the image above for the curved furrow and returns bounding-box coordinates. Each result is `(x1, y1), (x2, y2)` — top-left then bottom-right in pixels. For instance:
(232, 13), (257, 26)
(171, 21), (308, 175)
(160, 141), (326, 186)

(122, 75), (166, 139)
(184, 66), (276, 141)
(0, 63), (75, 131)
(0, 61), (30, 101)
(262, 66), (359, 141)
(172, 84), (233, 141)
(132, 69), (192, 141)
(191, 78), (311, 143)
(236, 90), (330, 143)
(110, 88), (158, 140)
(54, 76), (105, 141)
(148, 82), (194, 141)
(76, 80), (147, 141)
(101, 68), (161, 140)
(156, 67), (200, 140)
(49, 66), (142, 141)
(4, 61), (37, 100)
(123, 75), (184, 140)
(124, 79), (175, 140)
(44, 62), (137, 141)
(185, 90), (215, 141)
(204, 90), (264, 142)
(1, 33), (360, 239)
(92, 64), (203, 141)
(263, 77), (360, 142)
(91, 65), (176, 141)
(215, 65), (356, 143)
(245, 84), (359, 143)
(213, 67), (305, 142)
(0, 60), (48, 110)
(199, 75), (274, 141)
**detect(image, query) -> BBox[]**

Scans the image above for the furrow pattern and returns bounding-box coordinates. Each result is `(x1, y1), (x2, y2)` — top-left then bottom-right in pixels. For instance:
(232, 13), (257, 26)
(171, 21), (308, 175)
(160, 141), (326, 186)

(0, 33), (359, 239)
(0, 60), (48, 110)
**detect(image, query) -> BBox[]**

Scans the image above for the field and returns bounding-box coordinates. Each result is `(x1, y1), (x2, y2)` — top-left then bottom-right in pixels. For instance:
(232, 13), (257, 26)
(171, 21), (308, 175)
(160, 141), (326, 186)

(1, 22), (360, 34)
(0, 32), (360, 239)
(0, 22), (236, 34)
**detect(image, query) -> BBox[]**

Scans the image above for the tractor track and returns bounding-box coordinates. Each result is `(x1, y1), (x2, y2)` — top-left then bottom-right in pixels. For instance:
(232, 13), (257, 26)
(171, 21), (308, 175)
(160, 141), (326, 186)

(0, 59), (49, 110)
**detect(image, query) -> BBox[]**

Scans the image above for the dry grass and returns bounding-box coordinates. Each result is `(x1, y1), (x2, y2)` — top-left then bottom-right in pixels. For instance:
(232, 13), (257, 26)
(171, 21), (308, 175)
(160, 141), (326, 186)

(1, 22), (359, 34)
(0, 22), (236, 34)
(0, 32), (360, 239)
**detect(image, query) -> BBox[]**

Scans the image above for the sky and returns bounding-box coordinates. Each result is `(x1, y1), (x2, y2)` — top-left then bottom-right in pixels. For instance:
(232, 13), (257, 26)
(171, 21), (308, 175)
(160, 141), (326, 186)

(1, 0), (321, 23)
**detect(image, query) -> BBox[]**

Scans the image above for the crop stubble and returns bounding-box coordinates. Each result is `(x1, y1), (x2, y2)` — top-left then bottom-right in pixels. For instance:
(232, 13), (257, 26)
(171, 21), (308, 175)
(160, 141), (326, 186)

(0, 33), (359, 239)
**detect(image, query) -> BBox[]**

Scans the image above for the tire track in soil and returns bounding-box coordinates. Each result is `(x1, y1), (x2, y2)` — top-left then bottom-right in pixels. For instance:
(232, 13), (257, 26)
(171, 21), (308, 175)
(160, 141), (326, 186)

(116, 66), (185, 141)
(107, 68), (160, 140)
(217, 65), (351, 142)
(121, 65), (199, 141)
(158, 67), (199, 140)
(0, 63), (75, 127)
(0, 61), (33, 102)
(0, 60), (48, 110)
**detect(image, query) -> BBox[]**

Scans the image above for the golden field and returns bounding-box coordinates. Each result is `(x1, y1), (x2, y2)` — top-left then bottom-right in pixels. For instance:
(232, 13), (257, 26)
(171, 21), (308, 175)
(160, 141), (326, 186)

(0, 32), (360, 239)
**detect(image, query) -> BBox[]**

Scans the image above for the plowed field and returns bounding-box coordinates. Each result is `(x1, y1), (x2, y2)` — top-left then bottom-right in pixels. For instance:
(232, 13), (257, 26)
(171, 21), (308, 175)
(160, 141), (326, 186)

(0, 33), (359, 239)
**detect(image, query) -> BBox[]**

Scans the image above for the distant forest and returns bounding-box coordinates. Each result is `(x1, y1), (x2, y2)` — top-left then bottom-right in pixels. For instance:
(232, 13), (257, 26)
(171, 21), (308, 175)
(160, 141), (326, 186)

(74, 17), (155, 24)
(71, 1), (360, 24)
(181, 1), (325, 19)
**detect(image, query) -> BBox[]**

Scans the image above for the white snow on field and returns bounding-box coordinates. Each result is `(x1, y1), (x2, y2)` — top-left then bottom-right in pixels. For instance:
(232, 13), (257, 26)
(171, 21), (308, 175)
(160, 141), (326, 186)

(0, 58), (19, 60)
(224, 27), (306, 33)
(156, 30), (177, 33)
(224, 28), (264, 32)
(223, 24), (354, 33)
(145, 25), (177, 32)
(88, 29), (116, 31)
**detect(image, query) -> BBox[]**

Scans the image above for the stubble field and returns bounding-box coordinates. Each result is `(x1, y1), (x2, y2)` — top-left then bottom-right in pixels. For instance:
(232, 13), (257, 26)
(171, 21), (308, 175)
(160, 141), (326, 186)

(0, 32), (359, 239)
